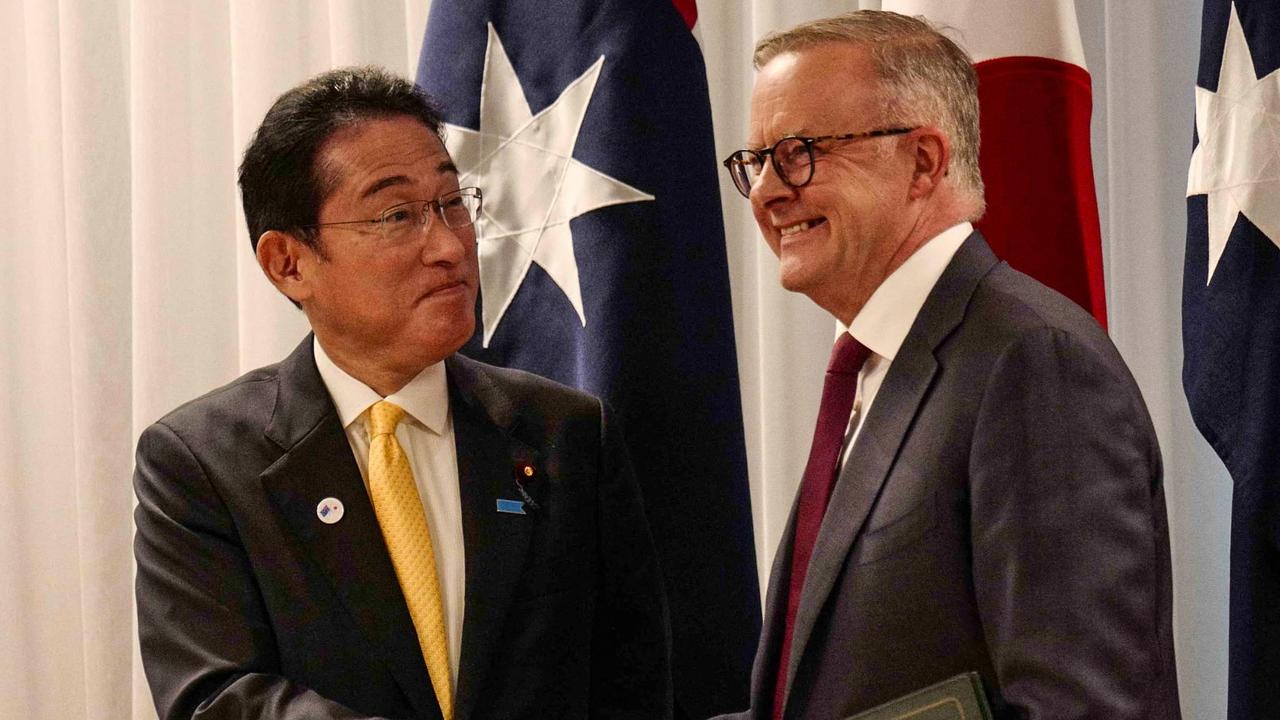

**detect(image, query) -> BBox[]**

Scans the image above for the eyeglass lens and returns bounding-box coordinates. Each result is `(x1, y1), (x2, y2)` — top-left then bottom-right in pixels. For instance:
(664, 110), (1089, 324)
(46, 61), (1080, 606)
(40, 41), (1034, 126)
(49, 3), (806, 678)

(727, 138), (813, 198)
(379, 190), (481, 241)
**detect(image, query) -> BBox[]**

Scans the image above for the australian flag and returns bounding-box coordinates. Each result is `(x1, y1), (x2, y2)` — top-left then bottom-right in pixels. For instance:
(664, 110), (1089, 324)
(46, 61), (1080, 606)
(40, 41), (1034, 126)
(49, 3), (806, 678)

(418, 1), (760, 716)
(1183, 1), (1280, 718)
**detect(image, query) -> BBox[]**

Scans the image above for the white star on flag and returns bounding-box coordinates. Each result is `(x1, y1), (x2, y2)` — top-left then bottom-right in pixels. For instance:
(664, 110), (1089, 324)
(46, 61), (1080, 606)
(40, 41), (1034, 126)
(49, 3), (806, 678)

(443, 24), (655, 345)
(1187, 1), (1280, 284)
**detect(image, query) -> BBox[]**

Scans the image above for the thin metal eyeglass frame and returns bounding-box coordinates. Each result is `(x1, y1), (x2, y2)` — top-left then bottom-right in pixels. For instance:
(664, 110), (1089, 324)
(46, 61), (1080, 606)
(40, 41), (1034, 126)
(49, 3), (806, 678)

(721, 128), (918, 198)
(299, 186), (484, 237)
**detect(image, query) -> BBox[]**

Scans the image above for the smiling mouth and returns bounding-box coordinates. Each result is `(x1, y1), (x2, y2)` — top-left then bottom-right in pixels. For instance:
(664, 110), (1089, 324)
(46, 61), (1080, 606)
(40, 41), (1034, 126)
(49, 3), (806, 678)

(780, 218), (826, 236)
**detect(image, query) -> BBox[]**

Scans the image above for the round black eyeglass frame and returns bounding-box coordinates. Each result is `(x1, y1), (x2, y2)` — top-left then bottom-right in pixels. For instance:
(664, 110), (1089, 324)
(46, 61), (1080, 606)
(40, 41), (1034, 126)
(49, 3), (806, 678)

(722, 128), (917, 198)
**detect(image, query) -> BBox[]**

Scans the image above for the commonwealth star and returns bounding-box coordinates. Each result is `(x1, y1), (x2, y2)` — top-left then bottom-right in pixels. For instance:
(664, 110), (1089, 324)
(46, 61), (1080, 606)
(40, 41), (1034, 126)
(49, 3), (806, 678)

(443, 24), (654, 345)
(1187, 1), (1280, 284)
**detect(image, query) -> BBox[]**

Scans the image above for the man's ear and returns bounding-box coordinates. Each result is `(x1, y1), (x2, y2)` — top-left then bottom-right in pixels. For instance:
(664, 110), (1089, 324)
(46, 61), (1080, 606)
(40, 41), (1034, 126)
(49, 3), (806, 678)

(255, 230), (315, 305)
(907, 127), (950, 200)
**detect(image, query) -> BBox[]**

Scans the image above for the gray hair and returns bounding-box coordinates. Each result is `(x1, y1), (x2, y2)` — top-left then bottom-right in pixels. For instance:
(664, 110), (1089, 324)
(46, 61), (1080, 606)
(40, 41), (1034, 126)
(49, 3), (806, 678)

(754, 11), (985, 218)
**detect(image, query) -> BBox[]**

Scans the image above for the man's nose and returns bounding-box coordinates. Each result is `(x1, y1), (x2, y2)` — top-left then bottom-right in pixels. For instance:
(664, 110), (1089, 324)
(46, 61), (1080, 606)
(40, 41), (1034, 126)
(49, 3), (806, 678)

(419, 216), (470, 265)
(750, 158), (794, 206)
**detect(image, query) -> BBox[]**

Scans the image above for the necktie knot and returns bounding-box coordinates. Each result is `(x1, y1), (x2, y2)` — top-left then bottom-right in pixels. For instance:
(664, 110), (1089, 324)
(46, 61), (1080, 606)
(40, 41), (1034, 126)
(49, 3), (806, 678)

(828, 332), (871, 376)
(368, 400), (407, 438)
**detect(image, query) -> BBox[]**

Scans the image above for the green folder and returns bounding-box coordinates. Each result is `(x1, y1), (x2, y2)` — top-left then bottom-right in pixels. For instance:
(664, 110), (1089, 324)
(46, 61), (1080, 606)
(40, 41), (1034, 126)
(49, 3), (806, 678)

(844, 672), (992, 720)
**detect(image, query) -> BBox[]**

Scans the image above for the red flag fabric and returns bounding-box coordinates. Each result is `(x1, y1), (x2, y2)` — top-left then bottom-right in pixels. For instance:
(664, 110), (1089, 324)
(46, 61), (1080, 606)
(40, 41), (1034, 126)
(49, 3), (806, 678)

(671, 0), (696, 29)
(883, 0), (1108, 328)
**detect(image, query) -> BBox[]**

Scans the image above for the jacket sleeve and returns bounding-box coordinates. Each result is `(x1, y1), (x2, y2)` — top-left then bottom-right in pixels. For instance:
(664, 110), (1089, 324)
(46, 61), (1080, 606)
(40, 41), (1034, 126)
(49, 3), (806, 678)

(969, 326), (1174, 719)
(133, 420), (393, 720)
(588, 400), (675, 720)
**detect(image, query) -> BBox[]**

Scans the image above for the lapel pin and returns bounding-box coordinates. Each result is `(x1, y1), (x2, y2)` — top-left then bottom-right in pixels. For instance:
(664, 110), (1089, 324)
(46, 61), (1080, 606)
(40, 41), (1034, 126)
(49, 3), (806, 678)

(496, 498), (527, 515)
(512, 461), (541, 511)
(316, 497), (345, 525)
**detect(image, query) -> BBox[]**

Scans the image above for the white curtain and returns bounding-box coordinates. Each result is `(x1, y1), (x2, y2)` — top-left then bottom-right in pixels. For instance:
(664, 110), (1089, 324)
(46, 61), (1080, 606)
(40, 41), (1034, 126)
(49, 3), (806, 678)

(0, 1), (1226, 718)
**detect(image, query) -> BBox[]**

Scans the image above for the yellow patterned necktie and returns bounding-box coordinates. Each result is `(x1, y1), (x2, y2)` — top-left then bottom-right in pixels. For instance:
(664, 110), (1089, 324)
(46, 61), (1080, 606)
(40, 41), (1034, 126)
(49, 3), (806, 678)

(366, 400), (453, 720)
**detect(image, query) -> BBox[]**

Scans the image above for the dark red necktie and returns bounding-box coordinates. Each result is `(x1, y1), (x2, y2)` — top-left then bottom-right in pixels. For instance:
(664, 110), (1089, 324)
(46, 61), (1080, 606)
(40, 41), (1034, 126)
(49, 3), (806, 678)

(772, 332), (871, 720)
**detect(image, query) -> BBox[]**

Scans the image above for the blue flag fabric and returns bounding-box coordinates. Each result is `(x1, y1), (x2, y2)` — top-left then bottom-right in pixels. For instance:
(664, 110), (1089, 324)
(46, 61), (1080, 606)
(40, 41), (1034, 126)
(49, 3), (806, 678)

(1184, 2), (1280, 718)
(418, 2), (760, 716)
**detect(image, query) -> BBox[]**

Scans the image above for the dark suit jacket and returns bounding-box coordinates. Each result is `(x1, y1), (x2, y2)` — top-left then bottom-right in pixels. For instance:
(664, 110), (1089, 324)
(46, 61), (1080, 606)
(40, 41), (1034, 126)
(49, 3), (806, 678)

(134, 336), (671, 720)
(724, 234), (1180, 720)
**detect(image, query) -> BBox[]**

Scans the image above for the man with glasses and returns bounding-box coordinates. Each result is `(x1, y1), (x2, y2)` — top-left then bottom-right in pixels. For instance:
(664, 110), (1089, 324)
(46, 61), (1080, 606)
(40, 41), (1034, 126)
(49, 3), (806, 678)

(133, 66), (671, 720)
(719, 12), (1179, 720)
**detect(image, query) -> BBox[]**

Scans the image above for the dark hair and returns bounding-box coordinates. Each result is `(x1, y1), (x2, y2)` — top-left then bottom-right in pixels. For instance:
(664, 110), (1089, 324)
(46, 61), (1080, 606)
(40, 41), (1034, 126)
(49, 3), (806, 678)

(237, 65), (445, 251)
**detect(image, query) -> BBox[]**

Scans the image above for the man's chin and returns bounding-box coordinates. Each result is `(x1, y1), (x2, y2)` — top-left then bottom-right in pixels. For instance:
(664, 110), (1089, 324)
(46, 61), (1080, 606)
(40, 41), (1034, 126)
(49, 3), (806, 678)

(778, 265), (816, 295)
(416, 318), (475, 358)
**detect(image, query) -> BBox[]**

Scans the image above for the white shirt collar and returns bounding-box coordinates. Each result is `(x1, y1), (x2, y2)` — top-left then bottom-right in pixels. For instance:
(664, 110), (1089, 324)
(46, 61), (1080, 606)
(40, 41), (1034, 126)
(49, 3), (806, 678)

(842, 222), (973, 360)
(313, 337), (449, 434)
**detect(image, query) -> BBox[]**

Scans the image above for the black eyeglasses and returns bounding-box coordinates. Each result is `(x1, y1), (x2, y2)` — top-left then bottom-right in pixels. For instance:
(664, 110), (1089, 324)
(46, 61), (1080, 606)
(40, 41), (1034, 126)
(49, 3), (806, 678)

(722, 129), (917, 198)
(301, 187), (483, 244)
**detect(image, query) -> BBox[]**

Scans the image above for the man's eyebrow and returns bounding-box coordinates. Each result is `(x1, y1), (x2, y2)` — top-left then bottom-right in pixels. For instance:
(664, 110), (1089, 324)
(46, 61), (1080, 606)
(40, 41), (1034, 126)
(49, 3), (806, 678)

(750, 130), (811, 150)
(361, 175), (410, 199)
(359, 161), (461, 200)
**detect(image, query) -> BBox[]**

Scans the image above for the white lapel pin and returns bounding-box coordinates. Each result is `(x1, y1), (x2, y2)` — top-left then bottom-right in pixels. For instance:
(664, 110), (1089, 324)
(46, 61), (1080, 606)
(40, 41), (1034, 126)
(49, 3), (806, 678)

(316, 497), (345, 524)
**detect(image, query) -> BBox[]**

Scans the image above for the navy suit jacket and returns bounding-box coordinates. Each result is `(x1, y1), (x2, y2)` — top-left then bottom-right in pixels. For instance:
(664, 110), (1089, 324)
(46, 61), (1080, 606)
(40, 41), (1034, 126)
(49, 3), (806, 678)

(723, 234), (1180, 720)
(134, 336), (671, 719)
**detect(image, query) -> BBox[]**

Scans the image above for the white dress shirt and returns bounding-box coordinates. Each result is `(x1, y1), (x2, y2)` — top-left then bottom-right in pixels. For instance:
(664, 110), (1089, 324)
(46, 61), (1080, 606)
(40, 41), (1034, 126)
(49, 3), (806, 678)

(313, 338), (464, 682)
(839, 222), (973, 466)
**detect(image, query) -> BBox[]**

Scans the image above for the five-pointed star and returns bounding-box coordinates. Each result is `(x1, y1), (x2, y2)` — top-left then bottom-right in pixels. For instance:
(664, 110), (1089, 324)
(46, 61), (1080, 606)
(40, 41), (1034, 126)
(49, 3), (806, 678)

(1187, 1), (1280, 285)
(444, 24), (654, 345)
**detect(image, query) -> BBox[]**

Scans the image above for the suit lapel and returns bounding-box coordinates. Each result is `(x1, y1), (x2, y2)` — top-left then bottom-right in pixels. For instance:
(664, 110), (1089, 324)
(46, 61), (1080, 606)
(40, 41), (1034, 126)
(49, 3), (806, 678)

(782, 337), (939, 696)
(258, 337), (442, 720)
(782, 233), (1001, 697)
(752, 496), (800, 717)
(446, 355), (539, 720)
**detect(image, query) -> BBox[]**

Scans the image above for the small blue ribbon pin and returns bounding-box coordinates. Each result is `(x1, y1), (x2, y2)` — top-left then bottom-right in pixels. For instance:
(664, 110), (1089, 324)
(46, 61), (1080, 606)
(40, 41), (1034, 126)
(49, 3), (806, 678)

(496, 498), (527, 515)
